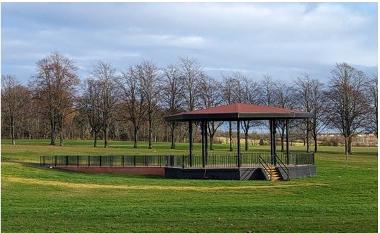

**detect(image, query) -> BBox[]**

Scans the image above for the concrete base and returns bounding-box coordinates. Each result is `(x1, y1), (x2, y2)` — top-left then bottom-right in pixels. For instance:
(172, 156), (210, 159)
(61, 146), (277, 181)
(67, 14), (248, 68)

(287, 164), (316, 179)
(55, 166), (165, 176)
(165, 167), (267, 180)
(51, 164), (316, 180)
(165, 165), (316, 180)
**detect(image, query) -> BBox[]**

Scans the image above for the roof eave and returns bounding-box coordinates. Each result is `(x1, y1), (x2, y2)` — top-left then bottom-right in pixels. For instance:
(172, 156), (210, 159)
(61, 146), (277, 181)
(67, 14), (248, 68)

(165, 112), (312, 122)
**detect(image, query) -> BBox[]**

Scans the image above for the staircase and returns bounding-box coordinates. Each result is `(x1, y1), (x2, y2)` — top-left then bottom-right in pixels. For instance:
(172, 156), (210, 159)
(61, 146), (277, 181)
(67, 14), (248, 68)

(267, 166), (282, 181)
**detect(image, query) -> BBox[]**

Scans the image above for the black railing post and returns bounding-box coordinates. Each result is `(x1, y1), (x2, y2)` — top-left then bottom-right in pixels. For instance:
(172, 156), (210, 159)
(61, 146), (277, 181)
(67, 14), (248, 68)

(237, 120), (241, 167)
(133, 156), (136, 167)
(205, 121), (208, 166)
(189, 121), (193, 167)
(201, 121), (205, 168)
(99, 156), (102, 166)
(286, 119), (289, 165)
(122, 156), (125, 167)
(182, 155), (185, 169)
(66, 156), (69, 166)
(272, 120), (277, 166)
(88, 156), (90, 167)
(77, 156), (79, 167)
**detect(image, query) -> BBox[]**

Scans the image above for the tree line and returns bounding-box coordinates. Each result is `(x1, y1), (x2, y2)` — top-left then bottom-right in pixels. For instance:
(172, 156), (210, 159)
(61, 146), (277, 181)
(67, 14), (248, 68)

(2, 52), (377, 155)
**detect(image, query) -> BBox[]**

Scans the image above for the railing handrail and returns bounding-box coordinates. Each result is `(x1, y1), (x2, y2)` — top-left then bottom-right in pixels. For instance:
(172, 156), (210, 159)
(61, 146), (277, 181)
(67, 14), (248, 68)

(40, 152), (313, 169)
(275, 154), (290, 180)
(258, 155), (272, 180)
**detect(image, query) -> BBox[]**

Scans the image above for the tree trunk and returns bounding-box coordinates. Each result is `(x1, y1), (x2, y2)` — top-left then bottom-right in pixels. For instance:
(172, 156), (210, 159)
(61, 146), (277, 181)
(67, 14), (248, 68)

(59, 129), (64, 146)
(148, 113), (152, 149)
(93, 131), (97, 147)
(314, 136), (318, 153)
(170, 123), (175, 149)
(209, 134), (214, 150)
(133, 126), (138, 148)
(229, 121), (233, 151)
(281, 134), (284, 152)
(306, 120), (310, 152)
(344, 136), (349, 157)
(280, 126), (285, 152)
(165, 124), (169, 142)
(244, 130), (248, 151)
(59, 115), (64, 146)
(103, 125), (108, 148)
(10, 116), (15, 145)
(50, 119), (56, 145)
(348, 136), (352, 154)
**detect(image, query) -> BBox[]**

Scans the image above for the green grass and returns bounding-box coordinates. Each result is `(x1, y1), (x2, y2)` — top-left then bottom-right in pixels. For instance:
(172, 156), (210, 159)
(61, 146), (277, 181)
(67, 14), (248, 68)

(2, 139), (378, 232)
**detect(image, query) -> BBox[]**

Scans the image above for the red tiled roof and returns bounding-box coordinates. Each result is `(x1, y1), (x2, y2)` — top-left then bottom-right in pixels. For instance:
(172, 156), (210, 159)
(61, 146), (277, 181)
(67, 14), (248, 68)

(183, 103), (295, 115)
(166, 103), (310, 121)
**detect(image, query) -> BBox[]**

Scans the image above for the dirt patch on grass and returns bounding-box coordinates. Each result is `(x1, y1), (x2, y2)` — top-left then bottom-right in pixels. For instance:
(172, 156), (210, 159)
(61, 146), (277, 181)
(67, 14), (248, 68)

(5, 176), (327, 192)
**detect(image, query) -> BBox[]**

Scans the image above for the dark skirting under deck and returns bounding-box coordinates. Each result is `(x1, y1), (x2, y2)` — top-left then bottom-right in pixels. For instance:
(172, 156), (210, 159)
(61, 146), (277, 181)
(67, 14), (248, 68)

(164, 165), (316, 180)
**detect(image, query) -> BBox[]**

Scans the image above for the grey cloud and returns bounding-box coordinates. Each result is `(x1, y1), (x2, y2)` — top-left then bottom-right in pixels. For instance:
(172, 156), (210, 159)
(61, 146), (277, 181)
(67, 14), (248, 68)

(1, 3), (377, 83)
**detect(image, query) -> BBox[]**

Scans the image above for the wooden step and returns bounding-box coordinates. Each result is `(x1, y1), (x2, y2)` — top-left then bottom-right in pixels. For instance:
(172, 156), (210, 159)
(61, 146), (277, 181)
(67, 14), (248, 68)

(267, 167), (283, 181)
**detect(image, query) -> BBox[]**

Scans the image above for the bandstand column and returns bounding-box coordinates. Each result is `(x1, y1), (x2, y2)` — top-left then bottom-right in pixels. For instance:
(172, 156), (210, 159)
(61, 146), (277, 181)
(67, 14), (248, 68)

(285, 119), (289, 165)
(205, 121), (208, 166)
(188, 121), (193, 167)
(201, 121), (205, 168)
(270, 119), (277, 165)
(237, 120), (241, 167)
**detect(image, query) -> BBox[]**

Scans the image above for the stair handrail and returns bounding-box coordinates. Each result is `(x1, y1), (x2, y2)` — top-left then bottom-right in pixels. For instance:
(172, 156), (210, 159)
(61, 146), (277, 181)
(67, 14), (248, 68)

(275, 154), (290, 180)
(258, 155), (272, 181)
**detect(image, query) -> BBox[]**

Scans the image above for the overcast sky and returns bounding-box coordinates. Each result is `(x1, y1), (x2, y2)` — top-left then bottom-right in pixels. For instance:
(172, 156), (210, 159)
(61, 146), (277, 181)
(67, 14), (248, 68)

(2, 2), (378, 83)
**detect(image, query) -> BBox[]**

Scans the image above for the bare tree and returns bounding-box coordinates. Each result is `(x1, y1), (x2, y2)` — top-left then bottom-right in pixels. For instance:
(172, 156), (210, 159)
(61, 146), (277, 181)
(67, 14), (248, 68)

(294, 74), (313, 152)
(180, 57), (204, 146)
(259, 75), (277, 148)
(222, 74), (236, 151)
(309, 79), (326, 153)
(1, 75), (30, 145)
(92, 62), (118, 148)
(243, 76), (261, 151)
(32, 52), (79, 146)
(325, 63), (369, 156)
(234, 74), (261, 151)
(80, 78), (103, 147)
(199, 76), (223, 150)
(274, 83), (296, 152)
(180, 57), (203, 111)
(137, 61), (160, 149)
(161, 65), (184, 149)
(260, 75), (276, 106)
(366, 75), (378, 136)
(119, 66), (146, 148)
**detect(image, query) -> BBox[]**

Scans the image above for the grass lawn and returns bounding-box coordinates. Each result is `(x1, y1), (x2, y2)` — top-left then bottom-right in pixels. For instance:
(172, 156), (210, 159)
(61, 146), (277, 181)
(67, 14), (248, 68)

(1, 139), (378, 232)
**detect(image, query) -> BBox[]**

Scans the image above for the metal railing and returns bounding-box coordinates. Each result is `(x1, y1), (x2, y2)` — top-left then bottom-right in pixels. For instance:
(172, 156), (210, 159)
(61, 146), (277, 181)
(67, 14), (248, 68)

(40, 155), (184, 168)
(275, 154), (290, 180)
(279, 152), (315, 165)
(258, 155), (272, 180)
(40, 152), (314, 169)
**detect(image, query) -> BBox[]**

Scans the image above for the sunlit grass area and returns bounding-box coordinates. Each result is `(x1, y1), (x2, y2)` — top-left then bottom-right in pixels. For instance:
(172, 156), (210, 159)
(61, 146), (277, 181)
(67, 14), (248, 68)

(1, 140), (377, 232)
